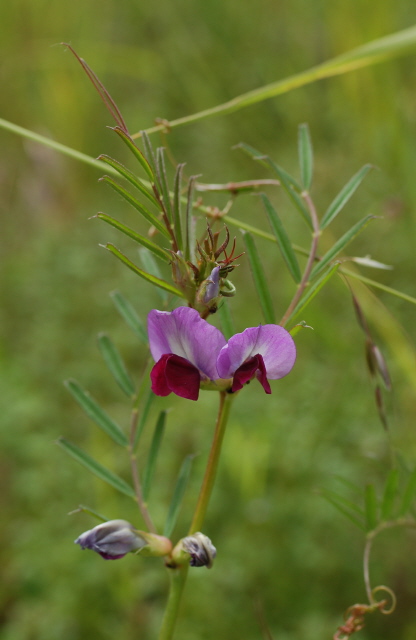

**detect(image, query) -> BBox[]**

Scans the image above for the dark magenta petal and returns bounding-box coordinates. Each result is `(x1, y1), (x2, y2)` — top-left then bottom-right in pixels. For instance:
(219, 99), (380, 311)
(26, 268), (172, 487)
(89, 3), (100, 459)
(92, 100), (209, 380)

(150, 354), (173, 397)
(151, 354), (201, 401)
(232, 354), (271, 394)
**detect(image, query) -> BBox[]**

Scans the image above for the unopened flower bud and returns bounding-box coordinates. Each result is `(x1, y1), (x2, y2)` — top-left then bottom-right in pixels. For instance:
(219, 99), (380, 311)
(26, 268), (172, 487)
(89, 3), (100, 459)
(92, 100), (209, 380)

(75, 520), (146, 560)
(196, 266), (221, 313)
(172, 532), (217, 569)
(75, 520), (172, 561)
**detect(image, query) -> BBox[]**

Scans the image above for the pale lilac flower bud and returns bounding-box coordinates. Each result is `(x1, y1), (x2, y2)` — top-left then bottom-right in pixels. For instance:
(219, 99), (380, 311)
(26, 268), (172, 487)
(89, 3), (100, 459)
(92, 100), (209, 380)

(75, 519), (146, 560)
(172, 532), (217, 569)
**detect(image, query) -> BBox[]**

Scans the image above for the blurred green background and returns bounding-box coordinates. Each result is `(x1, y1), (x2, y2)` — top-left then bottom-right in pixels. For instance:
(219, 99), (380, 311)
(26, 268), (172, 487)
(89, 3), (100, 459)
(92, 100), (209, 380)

(2, 1), (416, 639)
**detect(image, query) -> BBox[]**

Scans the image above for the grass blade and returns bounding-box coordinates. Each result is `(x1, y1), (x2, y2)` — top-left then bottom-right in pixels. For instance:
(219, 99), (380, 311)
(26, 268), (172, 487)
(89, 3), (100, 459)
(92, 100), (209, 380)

(287, 262), (340, 323)
(112, 126), (154, 180)
(142, 411), (167, 501)
(64, 379), (128, 447)
(133, 388), (155, 451)
(173, 163), (185, 251)
(218, 301), (235, 340)
(99, 175), (170, 238)
(97, 154), (159, 207)
(242, 231), (275, 324)
(139, 248), (170, 304)
(141, 131), (158, 177)
(320, 164), (373, 229)
(109, 290), (147, 343)
(57, 437), (136, 498)
(320, 490), (366, 530)
(298, 123), (313, 191)
(163, 454), (194, 538)
(263, 158), (312, 228)
(104, 244), (183, 298)
(381, 469), (399, 521)
(96, 213), (170, 262)
(261, 193), (301, 283)
(97, 333), (136, 397)
(156, 148), (173, 224)
(365, 483), (379, 531)
(399, 468), (416, 516)
(310, 214), (375, 279)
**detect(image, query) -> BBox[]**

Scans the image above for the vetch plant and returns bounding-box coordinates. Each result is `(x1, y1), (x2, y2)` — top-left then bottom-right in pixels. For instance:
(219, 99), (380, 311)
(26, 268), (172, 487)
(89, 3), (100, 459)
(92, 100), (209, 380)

(5, 41), (416, 639)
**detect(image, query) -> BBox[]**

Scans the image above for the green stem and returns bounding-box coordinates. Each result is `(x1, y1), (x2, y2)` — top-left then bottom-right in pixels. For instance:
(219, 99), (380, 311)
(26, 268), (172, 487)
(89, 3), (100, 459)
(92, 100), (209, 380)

(157, 391), (234, 640)
(189, 391), (234, 534)
(158, 565), (189, 640)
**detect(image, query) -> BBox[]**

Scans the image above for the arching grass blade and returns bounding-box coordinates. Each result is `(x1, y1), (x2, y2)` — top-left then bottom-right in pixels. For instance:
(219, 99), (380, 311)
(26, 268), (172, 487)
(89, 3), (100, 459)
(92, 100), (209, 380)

(142, 411), (167, 501)
(97, 333), (135, 397)
(163, 454), (194, 538)
(242, 231), (275, 323)
(298, 123), (313, 191)
(104, 244), (183, 298)
(99, 175), (170, 238)
(97, 155), (159, 207)
(310, 215), (375, 279)
(365, 483), (379, 531)
(110, 290), (147, 343)
(320, 165), (373, 230)
(96, 213), (170, 262)
(381, 469), (399, 520)
(64, 379), (128, 446)
(57, 438), (136, 499)
(261, 193), (301, 283)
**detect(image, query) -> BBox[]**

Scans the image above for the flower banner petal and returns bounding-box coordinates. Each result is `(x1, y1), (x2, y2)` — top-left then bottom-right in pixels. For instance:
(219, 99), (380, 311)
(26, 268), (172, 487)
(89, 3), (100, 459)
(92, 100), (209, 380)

(148, 307), (226, 380)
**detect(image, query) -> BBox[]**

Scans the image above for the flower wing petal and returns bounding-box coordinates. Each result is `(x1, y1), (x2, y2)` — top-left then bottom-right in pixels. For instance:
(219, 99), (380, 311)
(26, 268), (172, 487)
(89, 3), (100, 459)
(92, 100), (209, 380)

(216, 324), (296, 380)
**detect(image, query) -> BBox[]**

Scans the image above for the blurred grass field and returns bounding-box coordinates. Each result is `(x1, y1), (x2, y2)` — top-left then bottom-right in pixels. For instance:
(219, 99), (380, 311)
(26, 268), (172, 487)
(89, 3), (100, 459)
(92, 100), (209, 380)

(2, 1), (416, 639)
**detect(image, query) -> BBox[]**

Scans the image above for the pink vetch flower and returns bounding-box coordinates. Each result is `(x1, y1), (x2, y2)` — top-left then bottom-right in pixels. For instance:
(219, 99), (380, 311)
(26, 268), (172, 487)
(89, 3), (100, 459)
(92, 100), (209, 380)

(148, 307), (228, 401)
(216, 324), (296, 394)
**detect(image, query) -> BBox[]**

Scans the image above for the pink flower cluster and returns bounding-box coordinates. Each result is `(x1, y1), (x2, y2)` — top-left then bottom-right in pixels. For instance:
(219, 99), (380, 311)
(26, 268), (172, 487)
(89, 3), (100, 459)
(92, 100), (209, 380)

(148, 307), (296, 401)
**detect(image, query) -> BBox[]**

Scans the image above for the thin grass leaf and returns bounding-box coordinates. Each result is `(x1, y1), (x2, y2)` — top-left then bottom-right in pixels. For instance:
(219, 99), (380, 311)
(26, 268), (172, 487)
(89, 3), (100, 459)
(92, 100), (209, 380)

(97, 333), (135, 397)
(365, 483), (379, 531)
(64, 379), (128, 447)
(133, 388), (155, 451)
(112, 126), (154, 181)
(105, 244), (183, 298)
(96, 213), (170, 263)
(56, 438), (136, 498)
(320, 489), (365, 517)
(262, 158), (312, 228)
(141, 131), (158, 177)
(142, 411), (167, 501)
(320, 490), (366, 530)
(68, 504), (109, 523)
(109, 290), (147, 343)
(332, 474), (365, 496)
(163, 454), (194, 538)
(286, 262), (340, 323)
(320, 165), (373, 229)
(99, 175), (170, 239)
(242, 231), (275, 324)
(381, 469), (399, 520)
(156, 148), (173, 224)
(185, 176), (198, 262)
(97, 155), (159, 207)
(236, 142), (303, 192)
(298, 123), (313, 191)
(261, 193), (301, 283)
(173, 163), (185, 251)
(218, 301), (235, 340)
(399, 468), (416, 516)
(311, 215), (375, 280)
(139, 247), (169, 304)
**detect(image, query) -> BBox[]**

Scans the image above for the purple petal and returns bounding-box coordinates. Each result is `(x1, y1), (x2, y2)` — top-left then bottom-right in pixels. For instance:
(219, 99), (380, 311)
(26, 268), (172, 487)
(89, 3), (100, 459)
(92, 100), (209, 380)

(148, 307), (226, 380)
(150, 354), (201, 401)
(216, 325), (296, 380)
